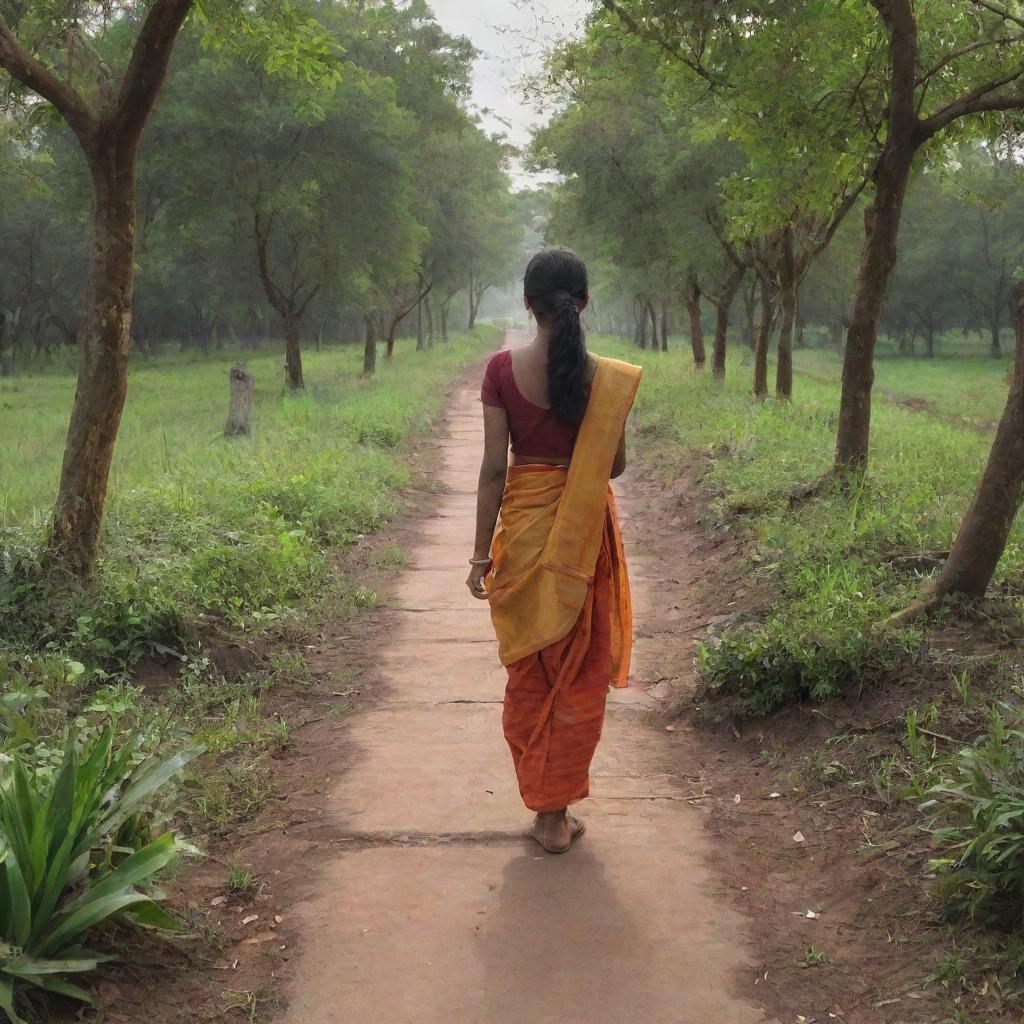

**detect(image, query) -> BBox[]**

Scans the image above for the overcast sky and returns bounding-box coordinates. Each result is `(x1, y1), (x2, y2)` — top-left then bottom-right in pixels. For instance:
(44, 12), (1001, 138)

(428, 0), (591, 184)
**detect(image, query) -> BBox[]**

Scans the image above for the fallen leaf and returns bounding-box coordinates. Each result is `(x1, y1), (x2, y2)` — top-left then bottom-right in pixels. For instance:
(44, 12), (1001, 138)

(665, 724), (676, 733)
(793, 831), (806, 843)
(242, 914), (259, 925)
(769, 792), (782, 799)
(733, 794), (742, 804)
(211, 896), (227, 908)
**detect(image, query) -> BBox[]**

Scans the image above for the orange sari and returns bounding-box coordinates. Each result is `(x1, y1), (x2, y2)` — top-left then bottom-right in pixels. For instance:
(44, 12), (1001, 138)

(487, 358), (642, 812)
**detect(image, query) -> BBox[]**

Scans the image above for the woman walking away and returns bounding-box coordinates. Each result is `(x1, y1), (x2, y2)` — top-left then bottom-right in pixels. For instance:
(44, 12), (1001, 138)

(466, 249), (642, 855)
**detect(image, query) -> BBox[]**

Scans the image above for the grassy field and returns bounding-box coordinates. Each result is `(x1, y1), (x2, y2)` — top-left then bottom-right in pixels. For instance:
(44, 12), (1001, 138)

(0, 328), (497, 813)
(0, 339), (492, 527)
(603, 335), (1024, 987)
(597, 337), (1021, 712)
(791, 346), (1010, 426)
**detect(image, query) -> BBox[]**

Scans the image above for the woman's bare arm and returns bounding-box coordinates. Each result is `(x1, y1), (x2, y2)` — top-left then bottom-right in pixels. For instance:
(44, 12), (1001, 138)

(467, 404), (510, 599)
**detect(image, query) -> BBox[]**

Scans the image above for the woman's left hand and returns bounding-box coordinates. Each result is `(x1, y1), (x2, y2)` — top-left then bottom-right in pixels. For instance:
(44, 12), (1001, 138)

(466, 561), (490, 600)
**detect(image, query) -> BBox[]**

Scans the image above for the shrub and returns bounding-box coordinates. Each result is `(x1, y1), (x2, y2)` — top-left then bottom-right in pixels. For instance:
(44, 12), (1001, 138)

(0, 728), (200, 1021)
(926, 705), (1024, 929)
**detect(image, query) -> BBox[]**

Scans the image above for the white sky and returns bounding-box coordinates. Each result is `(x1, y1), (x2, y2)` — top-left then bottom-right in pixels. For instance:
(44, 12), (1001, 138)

(428, 0), (591, 184)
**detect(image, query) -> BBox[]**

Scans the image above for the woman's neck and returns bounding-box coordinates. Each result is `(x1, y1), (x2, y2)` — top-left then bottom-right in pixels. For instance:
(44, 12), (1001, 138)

(531, 325), (553, 353)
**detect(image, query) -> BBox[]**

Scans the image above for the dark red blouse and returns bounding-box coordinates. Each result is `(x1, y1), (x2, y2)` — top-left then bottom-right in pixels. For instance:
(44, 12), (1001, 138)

(480, 349), (579, 459)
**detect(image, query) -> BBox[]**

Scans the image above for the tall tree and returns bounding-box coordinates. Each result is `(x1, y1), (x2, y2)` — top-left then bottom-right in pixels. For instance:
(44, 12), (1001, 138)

(0, 0), (335, 574)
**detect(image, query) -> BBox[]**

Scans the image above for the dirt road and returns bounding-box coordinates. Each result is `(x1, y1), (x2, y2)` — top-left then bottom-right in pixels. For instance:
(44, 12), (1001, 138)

(282, 337), (775, 1024)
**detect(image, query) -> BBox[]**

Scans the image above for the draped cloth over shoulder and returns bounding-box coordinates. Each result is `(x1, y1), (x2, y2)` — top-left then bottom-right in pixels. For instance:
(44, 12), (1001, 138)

(487, 357), (642, 812)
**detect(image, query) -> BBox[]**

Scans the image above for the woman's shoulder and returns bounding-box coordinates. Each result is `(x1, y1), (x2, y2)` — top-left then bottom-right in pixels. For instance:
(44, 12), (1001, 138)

(485, 349), (512, 374)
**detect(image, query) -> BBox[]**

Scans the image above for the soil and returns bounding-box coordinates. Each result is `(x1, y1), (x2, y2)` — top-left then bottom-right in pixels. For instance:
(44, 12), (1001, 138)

(73, 333), (1009, 1024)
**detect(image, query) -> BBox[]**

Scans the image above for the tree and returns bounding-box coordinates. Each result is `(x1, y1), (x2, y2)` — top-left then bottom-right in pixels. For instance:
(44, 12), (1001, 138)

(596, 0), (1024, 467)
(0, 0), (195, 574)
(0, 0), (335, 575)
(893, 279), (1024, 624)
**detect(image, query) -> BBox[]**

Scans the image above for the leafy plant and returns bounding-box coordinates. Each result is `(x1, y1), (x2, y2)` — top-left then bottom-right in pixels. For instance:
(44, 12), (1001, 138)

(925, 706), (1024, 928)
(0, 728), (200, 1022)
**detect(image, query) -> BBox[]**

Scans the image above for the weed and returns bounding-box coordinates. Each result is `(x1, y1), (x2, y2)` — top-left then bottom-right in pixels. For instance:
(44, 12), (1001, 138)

(801, 946), (828, 968)
(953, 668), (972, 706)
(372, 544), (408, 569)
(225, 859), (257, 895)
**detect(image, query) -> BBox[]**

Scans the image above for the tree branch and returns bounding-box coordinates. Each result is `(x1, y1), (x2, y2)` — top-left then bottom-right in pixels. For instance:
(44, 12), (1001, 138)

(598, 0), (720, 86)
(0, 14), (96, 137)
(972, 0), (1024, 31)
(917, 33), (1024, 84)
(112, 0), (194, 141)
(918, 71), (1024, 138)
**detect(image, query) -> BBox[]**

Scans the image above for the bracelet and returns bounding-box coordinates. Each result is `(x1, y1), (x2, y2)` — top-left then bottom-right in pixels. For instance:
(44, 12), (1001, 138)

(469, 557), (493, 566)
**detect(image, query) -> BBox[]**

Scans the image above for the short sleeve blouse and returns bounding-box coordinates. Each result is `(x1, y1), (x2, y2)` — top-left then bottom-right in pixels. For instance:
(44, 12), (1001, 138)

(480, 349), (580, 459)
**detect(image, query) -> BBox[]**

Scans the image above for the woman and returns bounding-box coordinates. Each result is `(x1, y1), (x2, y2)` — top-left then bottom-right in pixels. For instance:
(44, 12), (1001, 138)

(466, 249), (642, 855)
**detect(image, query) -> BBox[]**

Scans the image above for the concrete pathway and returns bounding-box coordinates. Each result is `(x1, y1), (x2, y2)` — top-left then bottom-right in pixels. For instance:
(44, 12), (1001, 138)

(282, 345), (774, 1024)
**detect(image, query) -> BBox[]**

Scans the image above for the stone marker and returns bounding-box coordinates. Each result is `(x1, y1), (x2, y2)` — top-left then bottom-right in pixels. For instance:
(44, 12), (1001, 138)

(224, 361), (254, 437)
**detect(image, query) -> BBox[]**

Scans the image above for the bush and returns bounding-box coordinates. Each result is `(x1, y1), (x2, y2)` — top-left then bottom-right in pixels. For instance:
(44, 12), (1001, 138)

(926, 705), (1024, 929)
(0, 727), (199, 1022)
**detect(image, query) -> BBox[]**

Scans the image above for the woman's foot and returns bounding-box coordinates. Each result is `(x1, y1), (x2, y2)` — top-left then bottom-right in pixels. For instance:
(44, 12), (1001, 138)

(531, 810), (586, 854)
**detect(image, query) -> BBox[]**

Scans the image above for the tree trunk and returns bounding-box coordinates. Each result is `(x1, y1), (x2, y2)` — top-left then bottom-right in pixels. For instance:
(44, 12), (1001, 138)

(425, 292), (434, 349)
(990, 318), (1002, 358)
(467, 276), (478, 331)
(686, 279), (706, 368)
(753, 275), (773, 399)
(284, 312), (303, 389)
(830, 318), (844, 350)
(895, 282), (1024, 617)
(743, 277), (757, 351)
(834, 2), (917, 475)
(441, 298), (450, 342)
(416, 296), (425, 352)
(46, 156), (136, 575)
(923, 322), (935, 359)
(834, 156), (914, 472)
(776, 226), (796, 400)
(648, 300), (659, 350)
(224, 361), (254, 437)
(710, 263), (747, 380)
(638, 300), (649, 349)
(363, 313), (377, 376)
(660, 300), (669, 352)
(386, 316), (399, 358)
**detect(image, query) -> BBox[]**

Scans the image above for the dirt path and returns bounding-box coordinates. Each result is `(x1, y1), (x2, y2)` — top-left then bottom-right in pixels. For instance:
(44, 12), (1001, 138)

(281, 335), (776, 1024)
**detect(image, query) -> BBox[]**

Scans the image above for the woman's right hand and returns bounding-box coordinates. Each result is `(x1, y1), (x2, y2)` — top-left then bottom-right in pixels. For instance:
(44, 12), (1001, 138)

(466, 561), (491, 600)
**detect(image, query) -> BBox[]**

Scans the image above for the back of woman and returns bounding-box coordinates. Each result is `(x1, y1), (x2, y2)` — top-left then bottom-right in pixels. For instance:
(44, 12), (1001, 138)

(466, 248), (642, 855)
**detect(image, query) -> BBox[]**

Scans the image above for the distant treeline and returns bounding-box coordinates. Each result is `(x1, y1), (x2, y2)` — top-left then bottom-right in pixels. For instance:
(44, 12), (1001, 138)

(0, 2), (522, 384)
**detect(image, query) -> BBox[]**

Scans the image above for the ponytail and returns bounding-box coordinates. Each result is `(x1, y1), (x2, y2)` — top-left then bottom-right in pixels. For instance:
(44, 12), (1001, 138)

(546, 290), (588, 424)
(524, 250), (590, 425)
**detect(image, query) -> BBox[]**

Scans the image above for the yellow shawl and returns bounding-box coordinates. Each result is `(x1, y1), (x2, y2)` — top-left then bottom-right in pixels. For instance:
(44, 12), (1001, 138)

(487, 356), (642, 667)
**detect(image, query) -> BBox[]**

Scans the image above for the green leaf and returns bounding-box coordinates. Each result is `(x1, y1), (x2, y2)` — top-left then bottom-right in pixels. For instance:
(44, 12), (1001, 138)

(3, 951), (113, 977)
(1, 845), (32, 949)
(68, 833), (178, 911)
(0, 974), (26, 1024)
(36, 891), (151, 958)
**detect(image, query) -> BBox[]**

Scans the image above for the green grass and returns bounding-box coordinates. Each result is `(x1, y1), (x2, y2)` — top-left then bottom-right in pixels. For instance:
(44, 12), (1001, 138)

(0, 337), (492, 526)
(596, 336), (1023, 713)
(0, 328), (497, 817)
(791, 347), (1010, 427)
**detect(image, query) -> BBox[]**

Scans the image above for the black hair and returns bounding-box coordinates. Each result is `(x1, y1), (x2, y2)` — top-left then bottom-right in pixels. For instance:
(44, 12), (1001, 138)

(524, 249), (589, 425)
